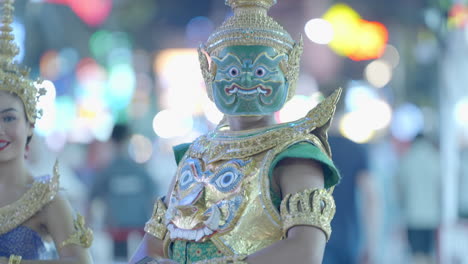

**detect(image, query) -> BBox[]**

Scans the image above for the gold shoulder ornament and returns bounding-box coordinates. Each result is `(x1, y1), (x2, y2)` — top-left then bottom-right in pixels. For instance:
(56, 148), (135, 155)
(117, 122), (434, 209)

(59, 213), (93, 249)
(188, 88), (342, 164)
(144, 197), (168, 240)
(280, 188), (336, 241)
(0, 161), (60, 235)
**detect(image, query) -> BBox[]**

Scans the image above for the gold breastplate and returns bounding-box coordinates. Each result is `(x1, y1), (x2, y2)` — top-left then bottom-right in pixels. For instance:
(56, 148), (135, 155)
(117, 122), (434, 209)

(165, 89), (340, 255)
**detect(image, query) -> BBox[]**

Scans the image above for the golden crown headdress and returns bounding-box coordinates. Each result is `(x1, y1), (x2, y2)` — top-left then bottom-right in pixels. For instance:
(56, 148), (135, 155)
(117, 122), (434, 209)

(199, 0), (303, 101)
(0, 0), (44, 123)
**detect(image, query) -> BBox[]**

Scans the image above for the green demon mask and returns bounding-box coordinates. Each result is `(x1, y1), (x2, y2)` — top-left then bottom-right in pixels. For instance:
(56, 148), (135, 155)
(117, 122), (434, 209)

(210, 45), (288, 116)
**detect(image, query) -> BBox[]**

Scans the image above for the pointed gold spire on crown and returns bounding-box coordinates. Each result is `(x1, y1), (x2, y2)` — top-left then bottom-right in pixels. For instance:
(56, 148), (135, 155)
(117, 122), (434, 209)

(0, 0), (44, 123)
(0, 0), (19, 63)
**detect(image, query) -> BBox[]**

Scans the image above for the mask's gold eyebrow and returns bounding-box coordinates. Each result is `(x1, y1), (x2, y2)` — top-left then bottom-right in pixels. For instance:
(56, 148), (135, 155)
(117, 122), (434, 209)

(212, 53), (243, 66)
(253, 52), (286, 65)
(0, 108), (17, 114)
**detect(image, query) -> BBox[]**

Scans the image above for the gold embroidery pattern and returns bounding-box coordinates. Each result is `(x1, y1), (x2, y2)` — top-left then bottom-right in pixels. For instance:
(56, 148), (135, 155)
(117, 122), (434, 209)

(59, 213), (93, 249)
(280, 188), (336, 241)
(144, 197), (168, 240)
(0, 161), (59, 235)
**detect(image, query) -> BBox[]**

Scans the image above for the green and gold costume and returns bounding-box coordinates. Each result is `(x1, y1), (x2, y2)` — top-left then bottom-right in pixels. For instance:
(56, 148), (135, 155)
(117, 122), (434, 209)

(145, 0), (341, 263)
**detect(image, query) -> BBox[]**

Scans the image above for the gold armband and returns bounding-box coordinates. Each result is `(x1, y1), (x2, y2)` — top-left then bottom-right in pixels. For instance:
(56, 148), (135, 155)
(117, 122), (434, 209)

(280, 188), (336, 241)
(8, 255), (22, 264)
(144, 197), (167, 240)
(60, 213), (93, 249)
(194, 255), (247, 264)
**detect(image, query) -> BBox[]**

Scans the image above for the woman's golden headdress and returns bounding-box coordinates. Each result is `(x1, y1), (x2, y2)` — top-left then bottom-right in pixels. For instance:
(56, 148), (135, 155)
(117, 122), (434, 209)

(0, 0), (44, 123)
(199, 0), (303, 101)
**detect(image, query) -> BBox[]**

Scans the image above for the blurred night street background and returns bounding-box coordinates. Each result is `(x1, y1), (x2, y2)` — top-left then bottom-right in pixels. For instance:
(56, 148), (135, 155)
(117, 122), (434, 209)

(9, 0), (468, 263)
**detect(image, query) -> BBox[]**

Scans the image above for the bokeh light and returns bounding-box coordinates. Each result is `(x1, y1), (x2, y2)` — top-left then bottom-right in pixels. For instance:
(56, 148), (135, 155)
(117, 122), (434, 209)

(40, 50), (61, 80)
(107, 64), (136, 108)
(364, 60), (393, 88)
(339, 111), (376, 143)
(391, 103), (425, 142)
(129, 134), (153, 164)
(203, 100), (224, 125)
(360, 99), (393, 130)
(75, 58), (107, 98)
(304, 18), (334, 44)
(345, 82), (379, 112)
(35, 80), (57, 135)
(380, 44), (401, 68)
(323, 3), (388, 61)
(59, 48), (80, 75)
(153, 109), (194, 138)
(455, 97), (468, 126)
(277, 95), (318, 123)
(155, 49), (206, 114)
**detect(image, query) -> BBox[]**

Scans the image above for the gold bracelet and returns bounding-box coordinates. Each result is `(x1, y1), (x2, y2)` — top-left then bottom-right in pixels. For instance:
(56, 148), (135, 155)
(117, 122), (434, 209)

(59, 213), (93, 249)
(8, 255), (22, 264)
(280, 188), (336, 241)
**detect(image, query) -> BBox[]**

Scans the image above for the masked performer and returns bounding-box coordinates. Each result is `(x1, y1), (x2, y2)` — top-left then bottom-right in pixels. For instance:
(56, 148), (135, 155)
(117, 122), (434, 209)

(0, 1), (93, 263)
(131, 0), (341, 263)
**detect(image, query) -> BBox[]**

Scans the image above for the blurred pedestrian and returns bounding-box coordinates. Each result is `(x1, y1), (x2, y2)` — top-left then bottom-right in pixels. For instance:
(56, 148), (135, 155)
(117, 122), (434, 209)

(397, 133), (441, 264)
(323, 133), (380, 264)
(90, 124), (156, 261)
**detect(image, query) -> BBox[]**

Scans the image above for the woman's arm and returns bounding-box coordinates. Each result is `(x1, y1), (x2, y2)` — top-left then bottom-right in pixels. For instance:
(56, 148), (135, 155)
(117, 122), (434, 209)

(0, 194), (93, 264)
(27, 193), (93, 264)
(246, 158), (328, 264)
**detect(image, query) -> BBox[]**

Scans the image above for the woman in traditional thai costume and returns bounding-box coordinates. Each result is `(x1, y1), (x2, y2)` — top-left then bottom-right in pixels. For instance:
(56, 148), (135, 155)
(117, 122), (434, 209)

(130, 0), (341, 263)
(0, 1), (93, 263)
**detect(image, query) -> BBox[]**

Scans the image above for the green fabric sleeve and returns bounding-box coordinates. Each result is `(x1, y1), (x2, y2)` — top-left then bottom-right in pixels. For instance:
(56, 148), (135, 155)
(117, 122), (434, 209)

(269, 142), (341, 189)
(172, 143), (191, 165)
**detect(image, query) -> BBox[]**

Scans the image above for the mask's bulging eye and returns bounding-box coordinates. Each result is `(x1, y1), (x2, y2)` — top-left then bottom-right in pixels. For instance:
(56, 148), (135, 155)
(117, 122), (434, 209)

(179, 169), (194, 190)
(228, 66), (240, 78)
(211, 166), (244, 192)
(254, 66), (267, 77)
(216, 171), (236, 188)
